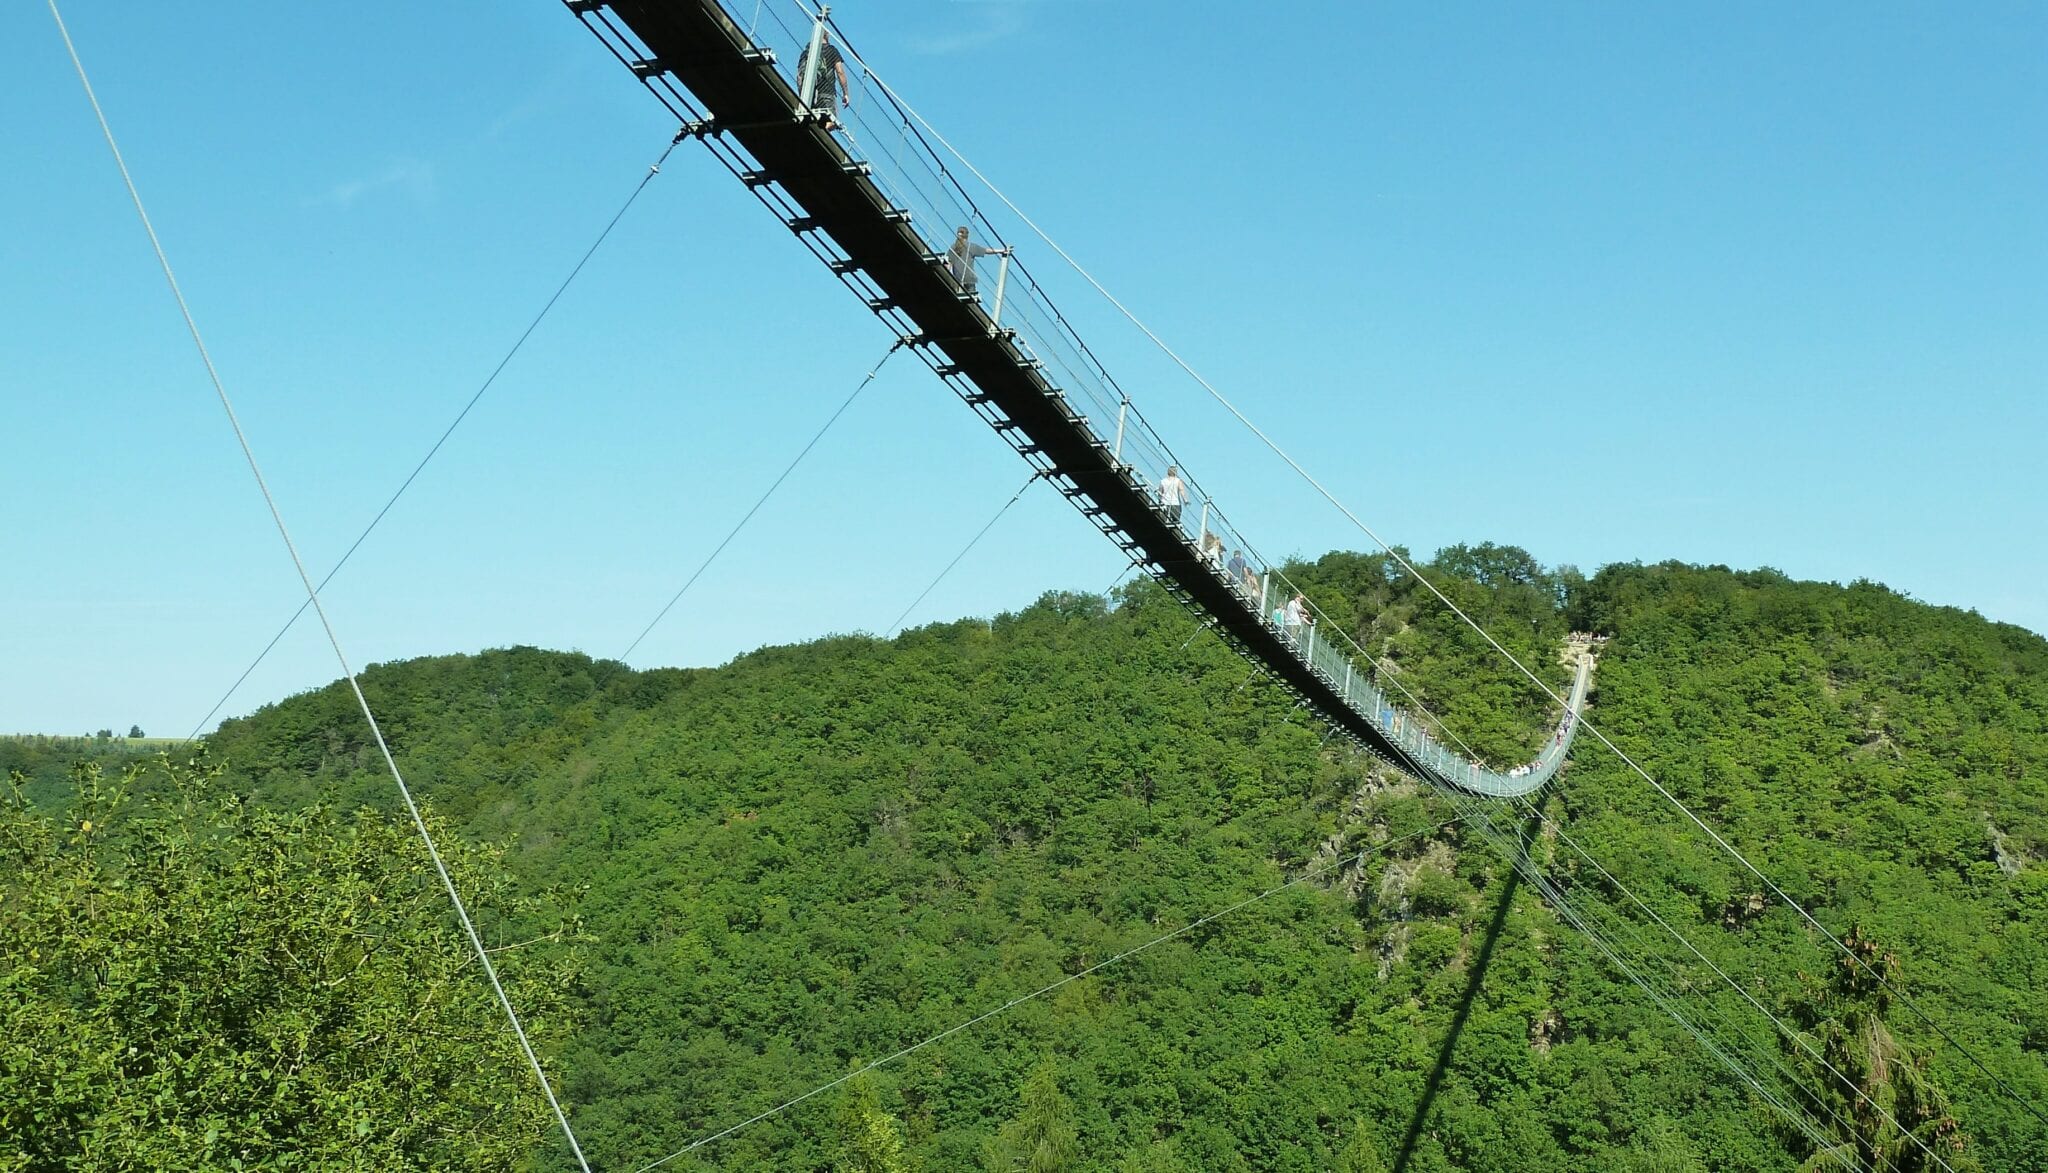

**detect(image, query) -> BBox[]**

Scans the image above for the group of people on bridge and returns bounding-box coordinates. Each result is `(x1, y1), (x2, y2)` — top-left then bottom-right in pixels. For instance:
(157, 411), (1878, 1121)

(1154, 466), (1316, 645)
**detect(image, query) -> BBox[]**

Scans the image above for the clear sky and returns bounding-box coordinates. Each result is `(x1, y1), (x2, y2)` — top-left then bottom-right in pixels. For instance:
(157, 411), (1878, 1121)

(4, 2), (2043, 739)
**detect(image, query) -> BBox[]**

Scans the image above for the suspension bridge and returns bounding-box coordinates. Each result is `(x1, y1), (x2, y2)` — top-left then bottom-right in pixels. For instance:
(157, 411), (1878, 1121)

(568, 0), (1593, 800)
(557, 6), (2024, 1170)
(47, 0), (2042, 1167)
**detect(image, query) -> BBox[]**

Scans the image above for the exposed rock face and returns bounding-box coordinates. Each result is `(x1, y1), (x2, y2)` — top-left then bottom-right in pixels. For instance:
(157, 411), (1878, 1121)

(1986, 815), (2028, 878)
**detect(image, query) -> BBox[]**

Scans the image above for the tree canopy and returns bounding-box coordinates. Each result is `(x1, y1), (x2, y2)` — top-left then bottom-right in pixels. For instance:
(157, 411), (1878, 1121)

(8, 547), (2044, 1168)
(0, 759), (581, 1171)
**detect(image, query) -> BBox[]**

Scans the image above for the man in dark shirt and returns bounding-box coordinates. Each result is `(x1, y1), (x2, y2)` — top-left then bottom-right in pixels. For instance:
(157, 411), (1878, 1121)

(797, 30), (849, 129)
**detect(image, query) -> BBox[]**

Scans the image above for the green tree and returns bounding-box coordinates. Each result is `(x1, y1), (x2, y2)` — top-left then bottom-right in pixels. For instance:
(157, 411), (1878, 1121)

(1785, 929), (1979, 1173)
(834, 1074), (914, 1173)
(1334, 1119), (1388, 1172)
(983, 1060), (1080, 1173)
(1616, 1116), (1706, 1173)
(0, 758), (580, 1170)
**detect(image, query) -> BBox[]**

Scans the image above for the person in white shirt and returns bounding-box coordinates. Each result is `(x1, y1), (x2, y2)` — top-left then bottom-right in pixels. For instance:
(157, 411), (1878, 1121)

(1283, 592), (1309, 632)
(1158, 466), (1189, 526)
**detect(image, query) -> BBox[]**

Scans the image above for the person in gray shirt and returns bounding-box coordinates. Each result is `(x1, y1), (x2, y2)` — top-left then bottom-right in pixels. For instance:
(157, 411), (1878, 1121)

(946, 226), (1004, 296)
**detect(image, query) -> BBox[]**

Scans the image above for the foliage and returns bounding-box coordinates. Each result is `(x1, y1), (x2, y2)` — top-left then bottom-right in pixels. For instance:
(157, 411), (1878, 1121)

(1782, 929), (1979, 1172)
(982, 1060), (1080, 1172)
(834, 1074), (915, 1173)
(119, 546), (2048, 1169)
(0, 734), (159, 811)
(1333, 1119), (1390, 1172)
(0, 758), (581, 1171)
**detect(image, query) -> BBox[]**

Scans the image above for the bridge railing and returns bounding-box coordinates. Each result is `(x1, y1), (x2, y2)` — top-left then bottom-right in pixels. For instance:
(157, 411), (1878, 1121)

(724, 1), (1567, 790)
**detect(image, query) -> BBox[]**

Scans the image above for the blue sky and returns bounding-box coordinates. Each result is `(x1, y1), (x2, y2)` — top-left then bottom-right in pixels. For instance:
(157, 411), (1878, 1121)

(5, 1), (2043, 738)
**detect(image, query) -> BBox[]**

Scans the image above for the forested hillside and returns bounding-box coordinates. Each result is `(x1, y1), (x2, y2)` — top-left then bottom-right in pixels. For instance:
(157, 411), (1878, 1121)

(8, 548), (2044, 1170)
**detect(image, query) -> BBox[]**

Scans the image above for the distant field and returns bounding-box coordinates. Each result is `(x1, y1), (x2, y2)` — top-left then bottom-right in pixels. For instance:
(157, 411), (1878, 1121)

(2, 734), (183, 749)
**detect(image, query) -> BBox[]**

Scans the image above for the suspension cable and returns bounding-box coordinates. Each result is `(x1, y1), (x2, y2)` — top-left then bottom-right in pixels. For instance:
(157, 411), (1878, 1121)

(45, 4), (591, 1167)
(634, 815), (1466, 1170)
(1300, 598), (1886, 1164)
(1309, 625), (1919, 1162)
(1446, 794), (1864, 1168)
(1499, 794), (1919, 1168)
(1418, 785), (1854, 1164)
(618, 338), (905, 663)
(184, 133), (685, 743)
(1512, 793), (1956, 1171)
(856, 58), (2043, 1131)
(1100, 561), (1139, 600)
(882, 471), (1040, 637)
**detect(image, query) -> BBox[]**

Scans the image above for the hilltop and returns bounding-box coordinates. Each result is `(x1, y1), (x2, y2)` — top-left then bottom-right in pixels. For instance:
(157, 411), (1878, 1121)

(7, 548), (2045, 1170)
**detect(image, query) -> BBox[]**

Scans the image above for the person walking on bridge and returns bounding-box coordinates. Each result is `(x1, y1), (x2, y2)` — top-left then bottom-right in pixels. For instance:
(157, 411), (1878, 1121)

(1283, 592), (1311, 644)
(1158, 466), (1189, 527)
(947, 227), (1004, 297)
(797, 28), (850, 130)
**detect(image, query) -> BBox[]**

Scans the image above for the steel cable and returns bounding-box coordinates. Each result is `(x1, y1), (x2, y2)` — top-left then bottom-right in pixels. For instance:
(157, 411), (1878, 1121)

(47, 4), (592, 1166)
(881, 472), (1041, 638)
(618, 338), (905, 663)
(184, 132), (686, 742)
